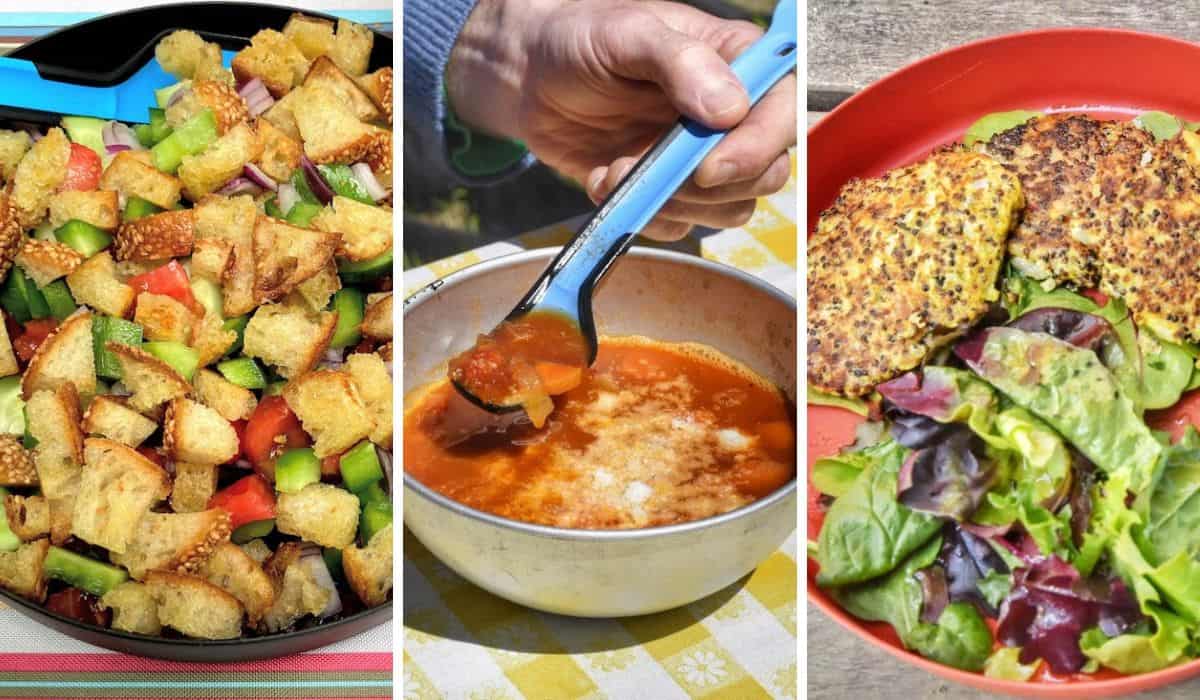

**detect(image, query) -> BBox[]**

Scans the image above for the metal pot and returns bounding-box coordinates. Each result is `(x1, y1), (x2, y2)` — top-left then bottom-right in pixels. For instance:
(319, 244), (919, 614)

(403, 248), (796, 617)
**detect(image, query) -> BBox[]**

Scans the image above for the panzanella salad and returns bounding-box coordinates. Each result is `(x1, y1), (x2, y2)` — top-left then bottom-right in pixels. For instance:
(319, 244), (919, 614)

(810, 109), (1200, 679)
(0, 15), (393, 640)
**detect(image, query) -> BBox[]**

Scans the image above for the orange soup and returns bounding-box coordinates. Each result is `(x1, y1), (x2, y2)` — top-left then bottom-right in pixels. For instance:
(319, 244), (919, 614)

(405, 336), (796, 529)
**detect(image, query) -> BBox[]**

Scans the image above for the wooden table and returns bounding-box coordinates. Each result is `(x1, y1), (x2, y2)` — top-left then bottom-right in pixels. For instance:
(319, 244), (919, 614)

(807, 2), (1200, 697)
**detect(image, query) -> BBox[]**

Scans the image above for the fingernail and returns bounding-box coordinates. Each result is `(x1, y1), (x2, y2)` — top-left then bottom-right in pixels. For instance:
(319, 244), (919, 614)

(587, 169), (606, 195)
(707, 161), (738, 187)
(701, 80), (745, 117)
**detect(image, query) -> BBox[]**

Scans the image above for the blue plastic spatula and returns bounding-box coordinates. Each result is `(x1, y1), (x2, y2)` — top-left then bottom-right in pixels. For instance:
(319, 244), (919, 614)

(0, 43), (236, 124)
(453, 0), (798, 412)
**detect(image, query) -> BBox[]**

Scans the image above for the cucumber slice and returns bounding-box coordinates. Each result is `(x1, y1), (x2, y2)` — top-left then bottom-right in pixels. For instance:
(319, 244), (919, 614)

(41, 281), (76, 321)
(217, 357), (267, 390)
(92, 316), (143, 380)
(60, 116), (108, 159)
(142, 341), (199, 380)
(0, 377), (25, 436)
(231, 518), (275, 544)
(123, 196), (163, 222)
(190, 277), (223, 318)
(55, 219), (112, 258)
(337, 249), (393, 284)
(329, 288), (364, 349)
(44, 546), (127, 596)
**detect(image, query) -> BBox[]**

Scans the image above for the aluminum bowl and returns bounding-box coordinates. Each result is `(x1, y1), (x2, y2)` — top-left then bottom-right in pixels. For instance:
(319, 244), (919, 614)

(403, 247), (796, 617)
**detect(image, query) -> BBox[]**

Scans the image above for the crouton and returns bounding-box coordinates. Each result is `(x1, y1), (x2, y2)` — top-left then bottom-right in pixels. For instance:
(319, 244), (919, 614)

(99, 151), (182, 210)
(171, 462), (219, 514)
(243, 302), (335, 379)
(82, 396), (157, 447)
(145, 571), (244, 640)
(291, 86), (385, 165)
(10, 128), (70, 229)
(295, 261), (340, 311)
(21, 312), (95, 401)
(191, 311), (236, 367)
(155, 30), (221, 80)
(178, 123), (262, 201)
(241, 538), (272, 564)
(275, 483), (359, 548)
(312, 196), (391, 262)
(201, 541), (275, 623)
(66, 251), (136, 318)
(282, 14), (335, 60)
(4, 494), (47, 541)
(357, 67), (392, 124)
(163, 398), (238, 464)
(261, 90), (302, 141)
(48, 190), (120, 231)
(343, 523), (391, 607)
(0, 190), (22, 283)
(231, 29), (309, 98)
(194, 194), (256, 246)
(135, 292), (194, 343)
(376, 341), (391, 362)
(253, 118), (303, 183)
(101, 581), (161, 635)
(166, 80), (248, 135)
(283, 370), (370, 457)
(194, 369), (256, 421)
(107, 343), (191, 413)
(190, 238), (233, 283)
(0, 539), (49, 602)
(361, 293), (392, 341)
(222, 245), (257, 317)
(252, 216), (339, 303)
(0, 313), (16, 379)
(27, 385), (83, 544)
(330, 19), (373, 77)
(345, 353), (392, 449)
(15, 239), (84, 288)
(303, 56), (381, 123)
(0, 130), (32, 182)
(112, 509), (232, 579)
(260, 542), (331, 632)
(72, 438), (170, 553)
(0, 435), (37, 486)
(362, 129), (392, 186)
(113, 209), (195, 261)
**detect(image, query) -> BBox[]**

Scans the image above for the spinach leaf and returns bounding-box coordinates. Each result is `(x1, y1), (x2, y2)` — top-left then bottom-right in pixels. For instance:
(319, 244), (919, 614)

(908, 602), (993, 671)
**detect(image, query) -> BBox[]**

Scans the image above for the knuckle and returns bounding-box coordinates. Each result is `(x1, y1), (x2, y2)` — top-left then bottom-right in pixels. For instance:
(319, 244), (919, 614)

(730, 201), (757, 227)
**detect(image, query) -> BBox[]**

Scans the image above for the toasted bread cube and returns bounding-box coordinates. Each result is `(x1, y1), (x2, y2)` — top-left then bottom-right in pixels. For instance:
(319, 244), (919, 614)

(357, 67), (392, 124)
(291, 86), (385, 165)
(222, 244), (257, 317)
(283, 370), (370, 458)
(135, 292), (195, 344)
(276, 483), (359, 548)
(312, 196), (391, 262)
(146, 571), (244, 640)
(295, 261), (340, 311)
(330, 19), (373, 77)
(66, 251), (136, 318)
(166, 80), (248, 135)
(171, 462), (219, 514)
(243, 302), (335, 379)
(254, 118), (303, 183)
(194, 194), (256, 247)
(107, 343), (191, 414)
(201, 541), (275, 623)
(100, 151), (182, 210)
(0, 313), (16, 379)
(303, 56), (381, 123)
(112, 509), (232, 580)
(0, 539), (49, 602)
(163, 398), (238, 465)
(10, 128), (70, 228)
(15, 239), (84, 288)
(48, 190), (120, 231)
(190, 238), (233, 283)
(27, 385), (83, 499)
(261, 90), (302, 141)
(376, 341), (392, 362)
(252, 216), (339, 303)
(0, 435), (36, 486)
(282, 13), (335, 59)
(361, 292), (392, 341)
(21, 312), (95, 401)
(4, 494), (48, 541)
(0, 192), (22, 282)
(260, 541), (331, 632)
(345, 353), (392, 449)
(241, 538), (272, 564)
(194, 369), (257, 422)
(72, 438), (170, 554)
(343, 523), (391, 607)
(101, 581), (162, 635)
(155, 30), (221, 80)
(178, 123), (262, 201)
(191, 311), (236, 368)
(0, 130), (32, 182)
(113, 209), (195, 262)
(231, 29), (309, 98)
(82, 395), (158, 447)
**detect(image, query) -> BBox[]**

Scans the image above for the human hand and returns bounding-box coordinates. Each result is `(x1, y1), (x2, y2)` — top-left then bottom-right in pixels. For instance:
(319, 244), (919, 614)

(446, 0), (796, 240)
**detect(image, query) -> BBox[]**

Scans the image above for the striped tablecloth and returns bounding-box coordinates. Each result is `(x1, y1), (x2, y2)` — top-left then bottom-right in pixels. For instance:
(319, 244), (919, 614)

(402, 156), (798, 700)
(0, 4), (393, 698)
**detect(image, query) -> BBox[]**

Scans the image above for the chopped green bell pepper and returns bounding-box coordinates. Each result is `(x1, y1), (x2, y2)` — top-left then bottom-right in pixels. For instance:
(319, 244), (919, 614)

(1, 268), (49, 322)
(329, 288), (364, 349)
(360, 500), (392, 544)
(222, 315), (249, 356)
(217, 357), (267, 390)
(340, 440), (383, 493)
(123, 196), (163, 222)
(92, 316), (142, 380)
(356, 480), (388, 507)
(316, 164), (374, 205)
(44, 546), (128, 596)
(290, 169), (320, 205)
(322, 547), (344, 579)
(143, 341), (199, 380)
(275, 448), (321, 494)
(337, 249), (392, 284)
(40, 281), (76, 321)
(264, 197), (285, 219)
(55, 219), (112, 258)
(151, 109), (217, 174)
(231, 518), (275, 544)
(285, 201), (322, 228)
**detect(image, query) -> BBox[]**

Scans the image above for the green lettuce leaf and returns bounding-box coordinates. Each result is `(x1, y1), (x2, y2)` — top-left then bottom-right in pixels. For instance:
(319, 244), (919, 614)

(983, 647), (1039, 681)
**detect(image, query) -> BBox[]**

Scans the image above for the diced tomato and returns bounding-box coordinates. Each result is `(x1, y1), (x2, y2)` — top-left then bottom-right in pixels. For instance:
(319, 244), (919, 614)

(127, 261), (202, 316)
(46, 588), (111, 627)
(242, 395), (309, 479)
(321, 453), (342, 478)
(209, 474), (276, 530)
(13, 319), (58, 363)
(353, 337), (376, 355)
(137, 446), (166, 467)
(1148, 390), (1200, 443)
(60, 143), (102, 193)
(229, 419), (248, 464)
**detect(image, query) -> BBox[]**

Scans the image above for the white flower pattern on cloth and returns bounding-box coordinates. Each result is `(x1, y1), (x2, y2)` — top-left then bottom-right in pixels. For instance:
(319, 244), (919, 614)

(585, 648), (638, 672)
(676, 649), (729, 688)
(403, 670), (432, 700)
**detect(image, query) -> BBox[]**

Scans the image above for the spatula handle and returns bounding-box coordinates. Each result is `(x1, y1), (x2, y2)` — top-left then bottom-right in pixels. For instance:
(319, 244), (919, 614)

(0, 57), (118, 119)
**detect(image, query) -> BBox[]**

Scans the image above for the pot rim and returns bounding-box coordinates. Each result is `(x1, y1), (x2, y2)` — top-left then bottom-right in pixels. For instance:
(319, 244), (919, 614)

(402, 246), (797, 543)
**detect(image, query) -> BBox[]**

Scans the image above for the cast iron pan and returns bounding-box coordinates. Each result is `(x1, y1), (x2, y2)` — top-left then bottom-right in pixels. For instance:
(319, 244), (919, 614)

(0, 2), (392, 662)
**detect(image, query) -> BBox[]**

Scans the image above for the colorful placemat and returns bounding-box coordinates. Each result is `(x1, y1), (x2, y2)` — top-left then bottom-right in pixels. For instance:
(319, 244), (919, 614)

(402, 154), (798, 700)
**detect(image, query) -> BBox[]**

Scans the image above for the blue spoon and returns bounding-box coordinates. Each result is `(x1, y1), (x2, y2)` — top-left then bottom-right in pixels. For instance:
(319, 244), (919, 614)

(455, 0), (797, 412)
(0, 43), (236, 124)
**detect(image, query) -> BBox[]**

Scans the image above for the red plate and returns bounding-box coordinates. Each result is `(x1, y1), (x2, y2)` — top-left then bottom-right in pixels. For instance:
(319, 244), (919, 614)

(808, 28), (1200, 697)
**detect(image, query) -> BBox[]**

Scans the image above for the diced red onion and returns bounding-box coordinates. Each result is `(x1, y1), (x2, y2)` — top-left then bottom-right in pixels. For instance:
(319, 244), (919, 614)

(301, 155), (334, 205)
(238, 78), (274, 117)
(243, 163), (277, 191)
(276, 183), (300, 216)
(216, 176), (263, 197)
(350, 162), (388, 202)
(248, 94), (275, 118)
(103, 121), (143, 154)
(376, 446), (392, 490)
(166, 86), (191, 108)
(299, 551), (342, 618)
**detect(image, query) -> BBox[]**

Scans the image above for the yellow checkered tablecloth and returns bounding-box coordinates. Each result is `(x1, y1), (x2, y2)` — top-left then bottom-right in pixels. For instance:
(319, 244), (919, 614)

(402, 156), (798, 700)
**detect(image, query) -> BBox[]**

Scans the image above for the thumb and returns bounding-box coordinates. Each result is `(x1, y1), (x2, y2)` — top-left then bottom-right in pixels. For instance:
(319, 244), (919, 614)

(596, 9), (749, 129)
